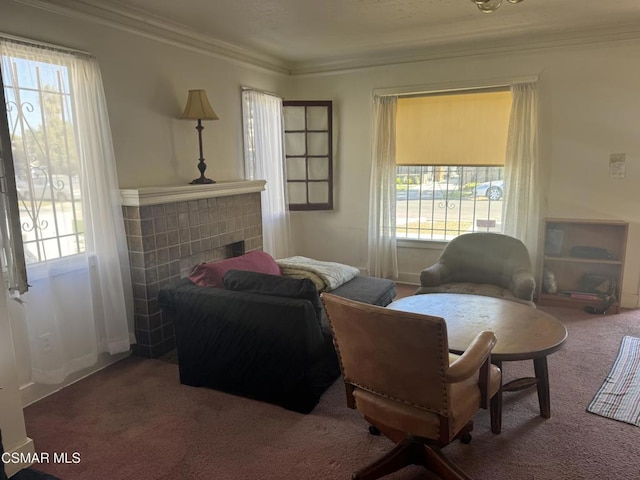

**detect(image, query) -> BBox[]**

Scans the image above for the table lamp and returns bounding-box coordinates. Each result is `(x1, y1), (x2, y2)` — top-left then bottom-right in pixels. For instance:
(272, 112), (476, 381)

(181, 89), (219, 184)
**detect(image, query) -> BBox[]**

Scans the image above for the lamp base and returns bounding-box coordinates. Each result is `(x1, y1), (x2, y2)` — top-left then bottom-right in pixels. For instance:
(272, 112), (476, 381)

(191, 155), (215, 185)
(190, 176), (216, 185)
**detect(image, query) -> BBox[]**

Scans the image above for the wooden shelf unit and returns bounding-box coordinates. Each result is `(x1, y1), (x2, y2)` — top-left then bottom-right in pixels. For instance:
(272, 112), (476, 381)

(538, 219), (628, 313)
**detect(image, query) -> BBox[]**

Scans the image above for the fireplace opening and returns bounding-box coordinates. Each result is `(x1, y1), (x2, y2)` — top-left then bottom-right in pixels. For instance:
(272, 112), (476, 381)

(228, 240), (245, 258)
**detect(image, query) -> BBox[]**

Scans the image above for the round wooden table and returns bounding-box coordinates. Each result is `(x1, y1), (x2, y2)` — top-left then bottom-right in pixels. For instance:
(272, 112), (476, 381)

(388, 293), (568, 434)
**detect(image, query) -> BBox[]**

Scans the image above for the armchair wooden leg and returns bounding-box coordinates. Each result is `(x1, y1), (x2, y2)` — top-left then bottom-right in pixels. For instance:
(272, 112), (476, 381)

(421, 442), (474, 480)
(353, 436), (473, 480)
(353, 438), (422, 480)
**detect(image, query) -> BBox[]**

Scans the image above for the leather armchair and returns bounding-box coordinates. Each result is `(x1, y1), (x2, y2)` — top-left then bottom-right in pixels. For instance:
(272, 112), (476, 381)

(321, 293), (501, 480)
(417, 232), (536, 307)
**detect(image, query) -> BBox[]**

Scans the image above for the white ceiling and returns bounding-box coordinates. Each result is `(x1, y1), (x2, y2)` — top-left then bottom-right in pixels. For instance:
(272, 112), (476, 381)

(24, 0), (640, 74)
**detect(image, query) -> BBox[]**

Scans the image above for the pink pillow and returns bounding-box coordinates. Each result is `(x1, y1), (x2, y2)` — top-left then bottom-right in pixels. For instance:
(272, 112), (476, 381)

(188, 251), (281, 288)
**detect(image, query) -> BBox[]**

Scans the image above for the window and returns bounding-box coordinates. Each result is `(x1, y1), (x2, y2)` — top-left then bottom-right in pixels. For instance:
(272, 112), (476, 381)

(283, 100), (333, 210)
(2, 49), (84, 264)
(395, 89), (512, 241)
(1, 36), (133, 384)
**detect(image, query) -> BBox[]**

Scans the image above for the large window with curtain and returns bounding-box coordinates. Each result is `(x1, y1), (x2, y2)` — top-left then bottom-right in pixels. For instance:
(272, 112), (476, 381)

(395, 89), (512, 241)
(0, 35), (133, 386)
(368, 81), (538, 280)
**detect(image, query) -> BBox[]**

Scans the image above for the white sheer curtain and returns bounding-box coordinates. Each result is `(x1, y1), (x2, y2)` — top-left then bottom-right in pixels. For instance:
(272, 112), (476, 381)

(71, 53), (133, 355)
(0, 37), (133, 384)
(502, 81), (540, 266)
(241, 89), (291, 259)
(367, 95), (398, 278)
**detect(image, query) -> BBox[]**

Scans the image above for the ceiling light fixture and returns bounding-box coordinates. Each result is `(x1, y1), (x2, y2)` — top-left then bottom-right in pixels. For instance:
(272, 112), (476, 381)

(472, 0), (524, 14)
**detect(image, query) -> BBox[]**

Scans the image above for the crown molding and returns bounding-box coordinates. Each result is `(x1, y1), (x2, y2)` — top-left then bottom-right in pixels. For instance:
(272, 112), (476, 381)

(13, 0), (640, 77)
(289, 24), (640, 76)
(13, 0), (291, 75)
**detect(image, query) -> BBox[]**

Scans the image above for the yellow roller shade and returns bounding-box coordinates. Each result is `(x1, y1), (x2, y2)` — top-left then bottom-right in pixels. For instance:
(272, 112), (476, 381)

(396, 90), (512, 166)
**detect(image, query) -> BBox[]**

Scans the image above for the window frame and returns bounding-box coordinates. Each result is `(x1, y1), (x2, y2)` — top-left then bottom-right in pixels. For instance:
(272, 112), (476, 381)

(283, 100), (333, 211)
(2, 46), (86, 266)
(393, 85), (513, 242)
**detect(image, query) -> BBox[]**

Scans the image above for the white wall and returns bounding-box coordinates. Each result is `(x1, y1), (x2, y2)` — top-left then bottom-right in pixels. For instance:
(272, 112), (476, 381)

(287, 40), (640, 308)
(0, 1), (290, 401)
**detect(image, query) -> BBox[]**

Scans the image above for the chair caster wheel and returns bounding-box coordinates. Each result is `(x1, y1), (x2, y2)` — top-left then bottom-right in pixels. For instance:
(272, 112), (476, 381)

(368, 425), (381, 436)
(460, 433), (472, 444)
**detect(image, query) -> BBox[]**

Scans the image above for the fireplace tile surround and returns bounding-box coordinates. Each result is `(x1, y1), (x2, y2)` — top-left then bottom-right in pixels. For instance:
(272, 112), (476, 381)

(120, 181), (266, 358)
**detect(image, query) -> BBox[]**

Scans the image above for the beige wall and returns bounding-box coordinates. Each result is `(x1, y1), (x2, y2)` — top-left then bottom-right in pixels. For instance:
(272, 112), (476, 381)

(287, 41), (640, 309)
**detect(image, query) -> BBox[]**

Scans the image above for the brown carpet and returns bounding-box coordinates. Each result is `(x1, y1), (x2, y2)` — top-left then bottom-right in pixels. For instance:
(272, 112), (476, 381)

(21, 303), (640, 480)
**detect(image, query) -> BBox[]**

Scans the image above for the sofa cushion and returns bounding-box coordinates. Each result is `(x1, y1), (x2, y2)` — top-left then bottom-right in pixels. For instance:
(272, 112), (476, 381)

(331, 275), (397, 307)
(188, 251), (281, 288)
(223, 270), (323, 324)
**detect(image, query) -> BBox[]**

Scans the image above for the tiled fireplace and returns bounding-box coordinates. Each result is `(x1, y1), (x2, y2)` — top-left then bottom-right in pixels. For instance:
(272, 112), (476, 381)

(120, 181), (266, 358)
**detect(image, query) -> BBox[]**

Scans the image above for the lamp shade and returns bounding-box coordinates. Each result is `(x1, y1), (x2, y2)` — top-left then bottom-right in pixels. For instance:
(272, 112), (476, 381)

(180, 89), (219, 120)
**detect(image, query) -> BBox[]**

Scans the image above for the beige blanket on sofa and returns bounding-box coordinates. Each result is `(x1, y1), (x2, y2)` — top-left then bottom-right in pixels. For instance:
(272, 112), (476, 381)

(276, 256), (360, 292)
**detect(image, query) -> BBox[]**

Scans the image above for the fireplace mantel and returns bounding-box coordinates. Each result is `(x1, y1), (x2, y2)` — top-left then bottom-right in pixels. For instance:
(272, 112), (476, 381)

(120, 180), (266, 207)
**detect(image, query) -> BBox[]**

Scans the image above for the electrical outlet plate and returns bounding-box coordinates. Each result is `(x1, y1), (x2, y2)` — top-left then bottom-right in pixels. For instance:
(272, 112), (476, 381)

(609, 153), (626, 179)
(39, 333), (53, 352)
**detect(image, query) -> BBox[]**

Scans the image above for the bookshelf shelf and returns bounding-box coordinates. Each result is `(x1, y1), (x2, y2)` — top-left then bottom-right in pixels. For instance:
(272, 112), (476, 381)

(543, 256), (623, 266)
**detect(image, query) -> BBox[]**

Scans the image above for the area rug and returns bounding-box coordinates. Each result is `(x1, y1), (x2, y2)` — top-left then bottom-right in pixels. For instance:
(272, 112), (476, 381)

(587, 335), (640, 426)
